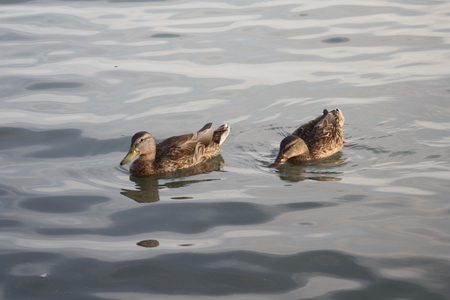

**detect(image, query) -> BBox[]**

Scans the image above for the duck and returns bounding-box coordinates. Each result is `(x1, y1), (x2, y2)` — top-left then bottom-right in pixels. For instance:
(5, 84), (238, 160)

(120, 123), (230, 176)
(269, 108), (344, 168)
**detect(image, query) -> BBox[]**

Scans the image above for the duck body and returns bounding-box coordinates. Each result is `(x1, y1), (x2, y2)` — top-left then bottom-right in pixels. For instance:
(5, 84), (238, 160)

(121, 123), (230, 176)
(270, 108), (344, 167)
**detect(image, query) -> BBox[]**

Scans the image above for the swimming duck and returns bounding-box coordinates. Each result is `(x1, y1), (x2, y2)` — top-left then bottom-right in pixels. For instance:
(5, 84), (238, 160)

(269, 108), (344, 167)
(120, 123), (230, 176)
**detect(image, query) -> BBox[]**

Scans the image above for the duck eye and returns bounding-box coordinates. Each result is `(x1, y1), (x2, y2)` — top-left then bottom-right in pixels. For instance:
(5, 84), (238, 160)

(140, 138), (145, 142)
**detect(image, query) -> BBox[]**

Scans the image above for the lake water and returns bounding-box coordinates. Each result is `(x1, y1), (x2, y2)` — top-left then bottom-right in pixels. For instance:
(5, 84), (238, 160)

(1, 0), (450, 299)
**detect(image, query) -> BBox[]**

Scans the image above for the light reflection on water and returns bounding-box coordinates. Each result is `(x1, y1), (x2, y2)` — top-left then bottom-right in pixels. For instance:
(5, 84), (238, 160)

(1, 0), (450, 299)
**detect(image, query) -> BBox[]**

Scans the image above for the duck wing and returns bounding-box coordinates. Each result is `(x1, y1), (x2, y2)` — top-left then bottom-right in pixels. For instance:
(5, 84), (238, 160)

(156, 123), (214, 164)
(292, 109), (328, 140)
(306, 109), (344, 157)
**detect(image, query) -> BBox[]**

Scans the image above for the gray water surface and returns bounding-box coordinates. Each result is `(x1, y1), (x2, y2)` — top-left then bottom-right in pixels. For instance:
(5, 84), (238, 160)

(1, 0), (450, 299)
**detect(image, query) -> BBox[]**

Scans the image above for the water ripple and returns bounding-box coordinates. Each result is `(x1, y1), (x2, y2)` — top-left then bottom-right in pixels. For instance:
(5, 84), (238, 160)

(1, 0), (450, 299)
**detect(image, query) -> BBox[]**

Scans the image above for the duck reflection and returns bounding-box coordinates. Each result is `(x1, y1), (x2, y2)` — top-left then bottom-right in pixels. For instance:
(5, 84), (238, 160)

(121, 155), (225, 203)
(273, 152), (346, 182)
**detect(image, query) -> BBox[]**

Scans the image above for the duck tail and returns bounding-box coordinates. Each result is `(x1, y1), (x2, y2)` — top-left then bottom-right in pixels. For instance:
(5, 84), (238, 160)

(213, 123), (231, 145)
(197, 123), (212, 132)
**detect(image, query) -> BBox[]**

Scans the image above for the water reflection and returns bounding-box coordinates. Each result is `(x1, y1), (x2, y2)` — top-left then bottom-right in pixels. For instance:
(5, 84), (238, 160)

(0, 127), (127, 158)
(273, 152), (345, 182)
(2, 0), (450, 298)
(1, 248), (447, 298)
(121, 155), (225, 202)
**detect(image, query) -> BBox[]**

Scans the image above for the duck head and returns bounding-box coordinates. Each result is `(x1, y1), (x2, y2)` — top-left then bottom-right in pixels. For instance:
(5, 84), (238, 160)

(269, 135), (309, 168)
(120, 131), (156, 165)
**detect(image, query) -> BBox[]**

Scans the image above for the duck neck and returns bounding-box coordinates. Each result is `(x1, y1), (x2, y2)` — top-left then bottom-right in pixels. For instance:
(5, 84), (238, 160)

(131, 154), (156, 175)
(140, 152), (156, 162)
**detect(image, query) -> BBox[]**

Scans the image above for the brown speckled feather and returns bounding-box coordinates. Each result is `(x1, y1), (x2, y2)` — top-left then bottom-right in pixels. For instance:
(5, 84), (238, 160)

(121, 123), (230, 176)
(293, 109), (344, 162)
(270, 109), (345, 167)
(292, 109), (329, 141)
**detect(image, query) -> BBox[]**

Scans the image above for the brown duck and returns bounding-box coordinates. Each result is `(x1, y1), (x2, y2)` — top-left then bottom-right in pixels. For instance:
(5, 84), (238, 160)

(270, 108), (344, 167)
(120, 123), (230, 176)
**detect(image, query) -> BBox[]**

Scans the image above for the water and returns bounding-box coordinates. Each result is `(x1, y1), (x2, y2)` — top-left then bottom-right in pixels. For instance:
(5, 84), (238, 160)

(1, 0), (450, 299)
